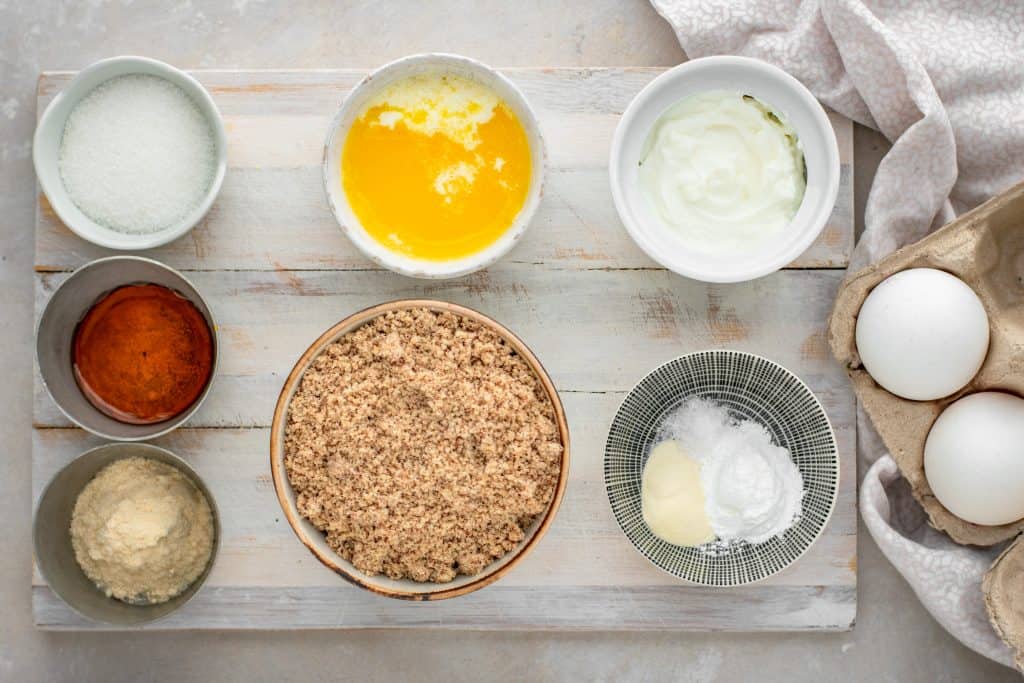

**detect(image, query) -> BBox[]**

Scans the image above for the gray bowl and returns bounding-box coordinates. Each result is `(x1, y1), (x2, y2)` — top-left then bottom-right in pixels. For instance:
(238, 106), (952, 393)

(36, 256), (218, 440)
(33, 442), (221, 626)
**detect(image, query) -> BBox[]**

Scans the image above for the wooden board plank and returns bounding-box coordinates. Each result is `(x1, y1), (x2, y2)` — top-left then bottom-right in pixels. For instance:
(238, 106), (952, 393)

(33, 425), (855, 629)
(33, 402), (855, 589)
(34, 585), (855, 631)
(35, 268), (851, 427)
(34, 69), (854, 272)
(32, 68), (856, 631)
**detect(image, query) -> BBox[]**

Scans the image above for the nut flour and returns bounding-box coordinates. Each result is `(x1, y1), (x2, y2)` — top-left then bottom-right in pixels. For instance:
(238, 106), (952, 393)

(70, 457), (215, 604)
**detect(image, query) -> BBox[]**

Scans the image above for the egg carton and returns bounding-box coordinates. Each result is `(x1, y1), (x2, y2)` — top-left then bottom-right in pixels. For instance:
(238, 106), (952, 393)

(829, 179), (1024, 547)
(984, 538), (1024, 669)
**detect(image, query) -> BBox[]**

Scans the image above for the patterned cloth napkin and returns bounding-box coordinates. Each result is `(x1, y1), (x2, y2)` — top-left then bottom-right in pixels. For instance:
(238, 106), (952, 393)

(649, 0), (1024, 668)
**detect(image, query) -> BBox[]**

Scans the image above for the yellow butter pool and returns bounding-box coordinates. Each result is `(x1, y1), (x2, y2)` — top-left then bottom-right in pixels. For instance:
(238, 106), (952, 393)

(341, 73), (532, 261)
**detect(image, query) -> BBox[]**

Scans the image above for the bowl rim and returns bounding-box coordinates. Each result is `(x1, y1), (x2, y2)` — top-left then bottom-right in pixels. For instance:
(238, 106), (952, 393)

(321, 52), (547, 279)
(604, 348), (840, 587)
(32, 441), (222, 625)
(32, 54), (228, 251)
(34, 255), (219, 441)
(608, 55), (841, 283)
(270, 298), (571, 600)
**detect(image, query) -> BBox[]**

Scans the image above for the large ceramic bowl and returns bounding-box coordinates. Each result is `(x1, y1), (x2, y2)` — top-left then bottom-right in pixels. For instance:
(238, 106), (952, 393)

(271, 299), (570, 600)
(322, 53), (546, 279)
(609, 56), (840, 283)
(36, 256), (218, 441)
(604, 350), (839, 587)
(33, 442), (221, 626)
(33, 55), (227, 250)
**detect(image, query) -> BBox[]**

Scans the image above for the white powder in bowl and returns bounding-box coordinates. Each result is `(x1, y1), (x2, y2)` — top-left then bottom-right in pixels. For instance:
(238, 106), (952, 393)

(656, 397), (804, 546)
(58, 74), (216, 234)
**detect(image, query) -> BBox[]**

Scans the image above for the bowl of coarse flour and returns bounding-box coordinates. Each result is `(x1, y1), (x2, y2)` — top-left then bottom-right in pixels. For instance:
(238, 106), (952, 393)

(33, 442), (221, 625)
(33, 56), (227, 250)
(604, 350), (839, 587)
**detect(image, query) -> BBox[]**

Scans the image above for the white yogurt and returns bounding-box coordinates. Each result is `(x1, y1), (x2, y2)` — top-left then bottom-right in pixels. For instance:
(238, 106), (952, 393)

(638, 91), (806, 253)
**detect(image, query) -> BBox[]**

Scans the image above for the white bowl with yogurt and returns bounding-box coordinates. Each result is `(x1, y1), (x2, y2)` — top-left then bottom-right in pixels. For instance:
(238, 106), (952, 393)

(609, 56), (840, 283)
(33, 56), (227, 251)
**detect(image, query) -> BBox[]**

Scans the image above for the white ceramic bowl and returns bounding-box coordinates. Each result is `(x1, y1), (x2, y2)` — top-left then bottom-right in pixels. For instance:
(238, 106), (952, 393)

(609, 56), (840, 283)
(33, 56), (227, 251)
(322, 53), (546, 279)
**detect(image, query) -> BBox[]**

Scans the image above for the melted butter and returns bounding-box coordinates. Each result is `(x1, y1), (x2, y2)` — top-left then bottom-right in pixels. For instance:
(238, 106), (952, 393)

(341, 73), (531, 261)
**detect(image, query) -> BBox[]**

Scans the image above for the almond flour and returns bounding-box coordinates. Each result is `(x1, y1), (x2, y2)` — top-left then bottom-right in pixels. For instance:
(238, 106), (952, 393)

(70, 457), (215, 604)
(284, 308), (563, 583)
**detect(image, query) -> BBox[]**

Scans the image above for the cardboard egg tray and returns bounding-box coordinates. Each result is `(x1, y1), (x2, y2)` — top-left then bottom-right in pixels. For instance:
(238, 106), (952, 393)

(829, 179), (1024, 547)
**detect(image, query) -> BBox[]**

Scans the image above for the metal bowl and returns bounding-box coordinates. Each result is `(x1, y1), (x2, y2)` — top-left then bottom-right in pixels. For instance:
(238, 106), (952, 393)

(33, 442), (221, 626)
(604, 350), (839, 587)
(271, 299), (570, 600)
(36, 255), (218, 441)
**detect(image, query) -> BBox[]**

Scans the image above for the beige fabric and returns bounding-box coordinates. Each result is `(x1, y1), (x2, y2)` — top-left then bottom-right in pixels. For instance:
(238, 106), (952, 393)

(650, 0), (1024, 668)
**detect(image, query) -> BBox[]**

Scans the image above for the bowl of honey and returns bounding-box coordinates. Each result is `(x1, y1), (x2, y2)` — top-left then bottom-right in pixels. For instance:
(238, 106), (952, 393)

(36, 256), (217, 441)
(323, 53), (546, 279)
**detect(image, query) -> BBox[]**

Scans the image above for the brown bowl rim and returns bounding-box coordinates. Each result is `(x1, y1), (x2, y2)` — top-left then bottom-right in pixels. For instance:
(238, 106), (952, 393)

(270, 298), (571, 601)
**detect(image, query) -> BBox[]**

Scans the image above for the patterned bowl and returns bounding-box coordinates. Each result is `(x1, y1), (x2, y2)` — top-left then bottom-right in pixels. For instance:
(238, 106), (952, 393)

(604, 350), (839, 587)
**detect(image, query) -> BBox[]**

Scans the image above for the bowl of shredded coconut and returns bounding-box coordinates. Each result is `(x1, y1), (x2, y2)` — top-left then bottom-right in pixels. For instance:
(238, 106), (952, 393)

(604, 350), (838, 587)
(33, 56), (227, 250)
(33, 442), (220, 625)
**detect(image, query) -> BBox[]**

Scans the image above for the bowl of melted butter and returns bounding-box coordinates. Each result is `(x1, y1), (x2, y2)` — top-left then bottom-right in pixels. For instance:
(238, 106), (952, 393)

(324, 54), (546, 278)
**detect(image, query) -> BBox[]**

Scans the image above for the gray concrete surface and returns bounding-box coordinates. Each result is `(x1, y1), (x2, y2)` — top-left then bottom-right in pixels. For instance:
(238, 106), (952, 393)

(0, 1), (1016, 680)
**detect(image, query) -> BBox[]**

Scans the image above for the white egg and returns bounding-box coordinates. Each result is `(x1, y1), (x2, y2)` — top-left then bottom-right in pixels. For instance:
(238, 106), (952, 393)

(855, 268), (989, 401)
(924, 392), (1024, 526)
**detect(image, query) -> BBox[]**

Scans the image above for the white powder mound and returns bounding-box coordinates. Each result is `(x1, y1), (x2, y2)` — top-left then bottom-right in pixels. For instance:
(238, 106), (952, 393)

(59, 74), (216, 234)
(657, 397), (805, 545)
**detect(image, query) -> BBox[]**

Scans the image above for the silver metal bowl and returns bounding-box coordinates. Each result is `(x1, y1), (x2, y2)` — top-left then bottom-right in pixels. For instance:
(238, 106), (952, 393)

(36, 255), (218, 440)
(33, 442), (221, 626)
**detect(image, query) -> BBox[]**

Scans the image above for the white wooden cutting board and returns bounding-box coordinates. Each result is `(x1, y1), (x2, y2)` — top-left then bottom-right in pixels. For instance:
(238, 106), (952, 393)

(33, 68), (856, 631)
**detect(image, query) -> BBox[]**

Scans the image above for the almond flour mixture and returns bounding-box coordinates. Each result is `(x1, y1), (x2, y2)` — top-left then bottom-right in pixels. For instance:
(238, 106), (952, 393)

(70, 457), (215, 604)
(284, 308), (563, 583)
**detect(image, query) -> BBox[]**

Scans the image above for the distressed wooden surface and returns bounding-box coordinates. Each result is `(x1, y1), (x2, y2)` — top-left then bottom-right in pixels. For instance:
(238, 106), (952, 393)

(33, 69), (856, 631)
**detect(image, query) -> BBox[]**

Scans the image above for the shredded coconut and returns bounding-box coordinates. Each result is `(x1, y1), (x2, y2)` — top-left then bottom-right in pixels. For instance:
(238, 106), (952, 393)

(58, 74), (216, 234)
(656, 397), (804, 547)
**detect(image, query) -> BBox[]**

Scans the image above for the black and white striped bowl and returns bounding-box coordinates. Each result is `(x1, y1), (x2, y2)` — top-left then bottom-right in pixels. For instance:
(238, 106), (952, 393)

(604, 350), (839, 587)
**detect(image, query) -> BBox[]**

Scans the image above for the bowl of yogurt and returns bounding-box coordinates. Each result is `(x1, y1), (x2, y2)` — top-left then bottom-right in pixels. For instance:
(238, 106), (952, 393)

(609, 56), (840, 283)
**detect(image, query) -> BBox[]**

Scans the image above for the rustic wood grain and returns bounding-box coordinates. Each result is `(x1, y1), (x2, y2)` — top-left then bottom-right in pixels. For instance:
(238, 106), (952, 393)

(35, 268), (852, 427)
(33, 69), (856, 631)
(34, 584), (856, 631)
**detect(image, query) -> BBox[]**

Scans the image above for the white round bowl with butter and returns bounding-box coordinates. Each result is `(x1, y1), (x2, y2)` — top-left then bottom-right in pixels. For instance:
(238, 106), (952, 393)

(33, 56), (227, 251)
(609, 56), (840, 284)
(322, 53), (547, 279)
